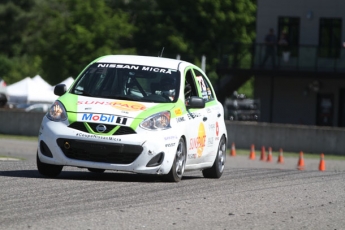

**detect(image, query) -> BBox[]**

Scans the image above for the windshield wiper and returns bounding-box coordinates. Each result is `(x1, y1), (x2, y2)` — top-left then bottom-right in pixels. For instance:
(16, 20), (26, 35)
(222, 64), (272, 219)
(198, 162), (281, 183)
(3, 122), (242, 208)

(74, 89), (92, 97)
(103, 95), (144, 102)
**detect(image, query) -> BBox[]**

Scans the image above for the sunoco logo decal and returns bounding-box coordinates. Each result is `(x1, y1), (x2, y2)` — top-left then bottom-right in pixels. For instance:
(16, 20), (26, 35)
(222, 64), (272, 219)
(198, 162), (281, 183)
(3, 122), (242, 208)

(78, 100), (146, 111)
(189, 123), (206, 158)
(174, 108), (182, 116)
(216, 122), (219, 136)
(215, 121), (220, 140)
(111, 101), (146, 111)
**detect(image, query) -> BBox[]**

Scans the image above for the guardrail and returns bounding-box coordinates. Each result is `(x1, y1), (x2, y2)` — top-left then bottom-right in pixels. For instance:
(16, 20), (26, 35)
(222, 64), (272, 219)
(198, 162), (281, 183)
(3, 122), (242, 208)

(1, 109), (344, 155)
(226, 121), (345, 156)
(0, 109), (44, 136)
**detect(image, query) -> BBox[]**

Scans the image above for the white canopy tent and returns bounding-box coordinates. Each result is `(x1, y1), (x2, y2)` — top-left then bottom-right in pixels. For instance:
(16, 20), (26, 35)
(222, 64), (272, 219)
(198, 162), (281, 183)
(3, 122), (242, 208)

(7, 76), (58, 104)
(56, 77), (74, 89)
(32, 75), (52, 89)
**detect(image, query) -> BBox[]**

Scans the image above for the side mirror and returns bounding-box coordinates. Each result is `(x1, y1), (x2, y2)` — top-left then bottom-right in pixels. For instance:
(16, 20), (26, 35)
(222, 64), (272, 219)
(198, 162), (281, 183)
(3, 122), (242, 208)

(186, 96), (205, 109)
(54, 84), (67, 96)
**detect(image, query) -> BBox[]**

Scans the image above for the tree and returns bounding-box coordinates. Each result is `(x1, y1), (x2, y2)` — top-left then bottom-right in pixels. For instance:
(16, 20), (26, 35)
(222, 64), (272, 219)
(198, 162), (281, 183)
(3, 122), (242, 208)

(30, 0), (136, 84)
(237, 76), (254, 98)
(1, 0), (257, 86)
(0, 0), (39, 83)
(120, 0), (256, 83)
(0, 0), (36, 57)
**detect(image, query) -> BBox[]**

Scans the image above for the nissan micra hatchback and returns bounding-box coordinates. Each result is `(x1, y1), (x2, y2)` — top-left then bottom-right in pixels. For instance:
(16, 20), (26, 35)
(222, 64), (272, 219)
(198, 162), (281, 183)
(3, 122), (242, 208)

(37, 55), (227, 182)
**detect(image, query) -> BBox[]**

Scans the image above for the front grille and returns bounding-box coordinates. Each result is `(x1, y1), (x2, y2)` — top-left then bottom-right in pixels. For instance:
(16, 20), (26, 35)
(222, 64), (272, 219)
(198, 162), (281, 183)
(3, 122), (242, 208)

(68, 122), (136, 135)
(57, 138), (143, 164)
(69, 122), (88, 132)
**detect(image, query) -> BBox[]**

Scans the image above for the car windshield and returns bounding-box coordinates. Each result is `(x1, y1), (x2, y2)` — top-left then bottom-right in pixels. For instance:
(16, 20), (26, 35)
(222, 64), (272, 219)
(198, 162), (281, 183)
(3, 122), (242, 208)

(71, 63), (180, 103)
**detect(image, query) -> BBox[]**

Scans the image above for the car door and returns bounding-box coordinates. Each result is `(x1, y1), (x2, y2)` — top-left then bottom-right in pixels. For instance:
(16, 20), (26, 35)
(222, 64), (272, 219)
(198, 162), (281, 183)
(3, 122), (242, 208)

(183, 68), (207, 165)
(191, 68), (220, 164)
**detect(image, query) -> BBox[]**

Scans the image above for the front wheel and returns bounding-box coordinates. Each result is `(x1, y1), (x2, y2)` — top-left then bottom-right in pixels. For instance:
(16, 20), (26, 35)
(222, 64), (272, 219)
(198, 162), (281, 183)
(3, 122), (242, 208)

(37, 153), (63, 178)
(202, 135), (226, 178)
(165, 137), (186, 182)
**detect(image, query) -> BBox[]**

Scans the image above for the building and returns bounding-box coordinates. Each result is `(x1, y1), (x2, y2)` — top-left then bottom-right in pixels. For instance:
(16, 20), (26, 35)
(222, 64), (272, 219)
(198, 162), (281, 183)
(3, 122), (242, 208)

(216, 0), (345, 127)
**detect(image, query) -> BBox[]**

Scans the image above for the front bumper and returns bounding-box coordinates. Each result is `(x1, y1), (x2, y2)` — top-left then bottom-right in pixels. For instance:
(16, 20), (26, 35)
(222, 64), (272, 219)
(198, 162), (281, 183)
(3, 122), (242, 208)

(37, 116), (177, 175)
(55, 138), (143, 164)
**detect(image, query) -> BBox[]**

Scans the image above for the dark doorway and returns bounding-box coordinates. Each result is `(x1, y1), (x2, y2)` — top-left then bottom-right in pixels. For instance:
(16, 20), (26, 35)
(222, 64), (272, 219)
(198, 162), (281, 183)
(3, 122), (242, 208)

(278, 17), (300, 57)
(338, 89), (345, 127)
(316, 93), (334, 126)
(319, 18), (342, 58)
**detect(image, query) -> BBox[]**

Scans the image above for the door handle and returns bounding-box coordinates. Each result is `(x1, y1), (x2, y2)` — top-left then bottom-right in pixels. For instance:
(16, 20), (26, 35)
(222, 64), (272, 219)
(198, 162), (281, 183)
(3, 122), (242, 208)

(203, 117), (208, 122)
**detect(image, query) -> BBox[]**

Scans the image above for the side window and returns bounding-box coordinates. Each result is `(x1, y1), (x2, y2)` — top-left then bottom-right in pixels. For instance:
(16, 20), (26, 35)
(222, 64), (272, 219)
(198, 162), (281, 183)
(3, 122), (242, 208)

(184, 69), (198, 101)
(193, 69), (214, 102)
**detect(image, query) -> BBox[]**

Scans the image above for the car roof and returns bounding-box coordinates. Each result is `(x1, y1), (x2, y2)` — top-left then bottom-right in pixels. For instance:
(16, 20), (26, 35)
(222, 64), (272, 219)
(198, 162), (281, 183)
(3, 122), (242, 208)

(94, 55), (192, 70)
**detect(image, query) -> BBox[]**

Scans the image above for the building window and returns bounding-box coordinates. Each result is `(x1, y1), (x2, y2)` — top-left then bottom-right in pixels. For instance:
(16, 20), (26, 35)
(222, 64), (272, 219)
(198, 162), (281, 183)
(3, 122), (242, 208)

(278, 17), (300, 57)
(319, 18), (342, 58)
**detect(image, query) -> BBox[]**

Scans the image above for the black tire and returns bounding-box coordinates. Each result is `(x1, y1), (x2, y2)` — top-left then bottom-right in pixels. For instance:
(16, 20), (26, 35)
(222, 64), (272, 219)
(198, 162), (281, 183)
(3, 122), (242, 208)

(87, 168), (105, 173)
(0, 93), (7, 107)
(37, 153), (63, 178)
(165, 137), (186, 182)
(202, 135), (226, 178)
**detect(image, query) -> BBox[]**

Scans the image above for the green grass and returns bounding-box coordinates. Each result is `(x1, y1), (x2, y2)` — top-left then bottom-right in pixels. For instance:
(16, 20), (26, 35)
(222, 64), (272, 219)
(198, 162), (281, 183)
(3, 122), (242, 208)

(0, 134), (36, 160)
(0, 134), (38, 141)
(230, 149), (345, 161)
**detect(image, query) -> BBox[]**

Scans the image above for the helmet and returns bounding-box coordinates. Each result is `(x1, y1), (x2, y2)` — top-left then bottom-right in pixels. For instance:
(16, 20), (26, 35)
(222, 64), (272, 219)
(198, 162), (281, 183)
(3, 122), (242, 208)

(160, 76), (176, 91)
(156, 76), (176, 100)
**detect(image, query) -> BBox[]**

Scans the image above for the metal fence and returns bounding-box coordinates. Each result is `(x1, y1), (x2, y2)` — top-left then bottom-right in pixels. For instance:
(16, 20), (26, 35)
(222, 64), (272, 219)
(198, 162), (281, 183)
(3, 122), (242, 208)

(219, 43), (345, 73)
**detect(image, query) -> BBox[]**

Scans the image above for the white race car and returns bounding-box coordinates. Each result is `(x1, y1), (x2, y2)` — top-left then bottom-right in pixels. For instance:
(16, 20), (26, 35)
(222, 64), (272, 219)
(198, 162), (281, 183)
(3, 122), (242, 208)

(37, 55), (227, 182)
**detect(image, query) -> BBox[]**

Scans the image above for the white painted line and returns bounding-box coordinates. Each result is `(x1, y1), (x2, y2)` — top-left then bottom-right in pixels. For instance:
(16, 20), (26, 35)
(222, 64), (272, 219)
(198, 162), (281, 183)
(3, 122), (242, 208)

(0, 157), (21, 161)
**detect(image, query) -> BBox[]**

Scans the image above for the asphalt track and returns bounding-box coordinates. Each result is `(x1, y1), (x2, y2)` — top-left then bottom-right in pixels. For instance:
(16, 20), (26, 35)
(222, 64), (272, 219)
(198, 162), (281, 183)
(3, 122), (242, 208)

(1, 138), (345, 230)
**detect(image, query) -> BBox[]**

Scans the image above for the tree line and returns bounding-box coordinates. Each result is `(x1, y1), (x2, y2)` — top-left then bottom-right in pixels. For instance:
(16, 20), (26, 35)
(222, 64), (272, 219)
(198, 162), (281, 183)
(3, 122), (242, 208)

(0, 0), (256, 85)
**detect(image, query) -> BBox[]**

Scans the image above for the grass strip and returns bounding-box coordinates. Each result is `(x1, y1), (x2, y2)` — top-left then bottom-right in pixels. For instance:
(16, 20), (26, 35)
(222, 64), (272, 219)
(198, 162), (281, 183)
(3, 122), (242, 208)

(0, 134), (37, 141)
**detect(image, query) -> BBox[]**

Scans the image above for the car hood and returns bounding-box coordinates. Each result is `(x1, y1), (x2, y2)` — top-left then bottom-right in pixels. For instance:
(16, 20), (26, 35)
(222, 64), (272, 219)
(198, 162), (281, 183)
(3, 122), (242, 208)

(62, 95), (175, 120)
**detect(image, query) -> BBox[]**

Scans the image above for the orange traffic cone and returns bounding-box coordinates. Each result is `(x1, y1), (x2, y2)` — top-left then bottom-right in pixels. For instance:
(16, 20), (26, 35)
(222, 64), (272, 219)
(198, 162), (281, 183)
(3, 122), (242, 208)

(277, 148), (284, 164)
(319, 153), (326, 171)
(260, 146), (266, 161)
(230, 142), (236, 156)
(266, 147), (273, 162)
(297, 151), (305, 170)
(249, 144), (256, 160)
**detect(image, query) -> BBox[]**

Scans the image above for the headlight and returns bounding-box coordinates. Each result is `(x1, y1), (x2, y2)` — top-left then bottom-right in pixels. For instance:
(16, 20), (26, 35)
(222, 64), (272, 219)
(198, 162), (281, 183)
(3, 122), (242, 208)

(140, 111), (171, 130)
(46, 101), (67, 121)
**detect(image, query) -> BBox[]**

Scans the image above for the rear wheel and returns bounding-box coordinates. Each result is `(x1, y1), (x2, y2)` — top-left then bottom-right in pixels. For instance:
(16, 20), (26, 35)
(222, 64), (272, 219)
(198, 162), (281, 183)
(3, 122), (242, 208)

(202, 135), (226, 178)
(37, 153), (63, 178)
(87, 168), (105, 173)
(165, 137), (186, 182)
